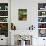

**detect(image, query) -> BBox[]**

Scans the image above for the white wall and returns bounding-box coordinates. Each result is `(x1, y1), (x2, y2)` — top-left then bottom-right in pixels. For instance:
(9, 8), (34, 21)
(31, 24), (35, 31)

(11, 0), (46, 30)
(11, 0), (46, 46)
(11, 0), (38, 30)
(11, 0), (38, 45)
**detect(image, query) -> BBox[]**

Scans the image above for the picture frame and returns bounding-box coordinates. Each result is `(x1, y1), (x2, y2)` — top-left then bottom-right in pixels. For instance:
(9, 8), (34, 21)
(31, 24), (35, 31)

(18, 9), (27, 21)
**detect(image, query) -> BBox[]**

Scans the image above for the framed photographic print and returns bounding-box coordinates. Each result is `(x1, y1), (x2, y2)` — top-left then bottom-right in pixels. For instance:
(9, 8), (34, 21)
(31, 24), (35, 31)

(18, 9), (27, 21)
(0, 3), (8, 10)
(38, 29), (46, 37)
(38, 17), (46, 22)
(38, 23), (46, 28)
(0, 23), (8, 37)
(0, 11), (8, 16)
(38, 3), (46, 10)
(0, 17), (8, 22)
